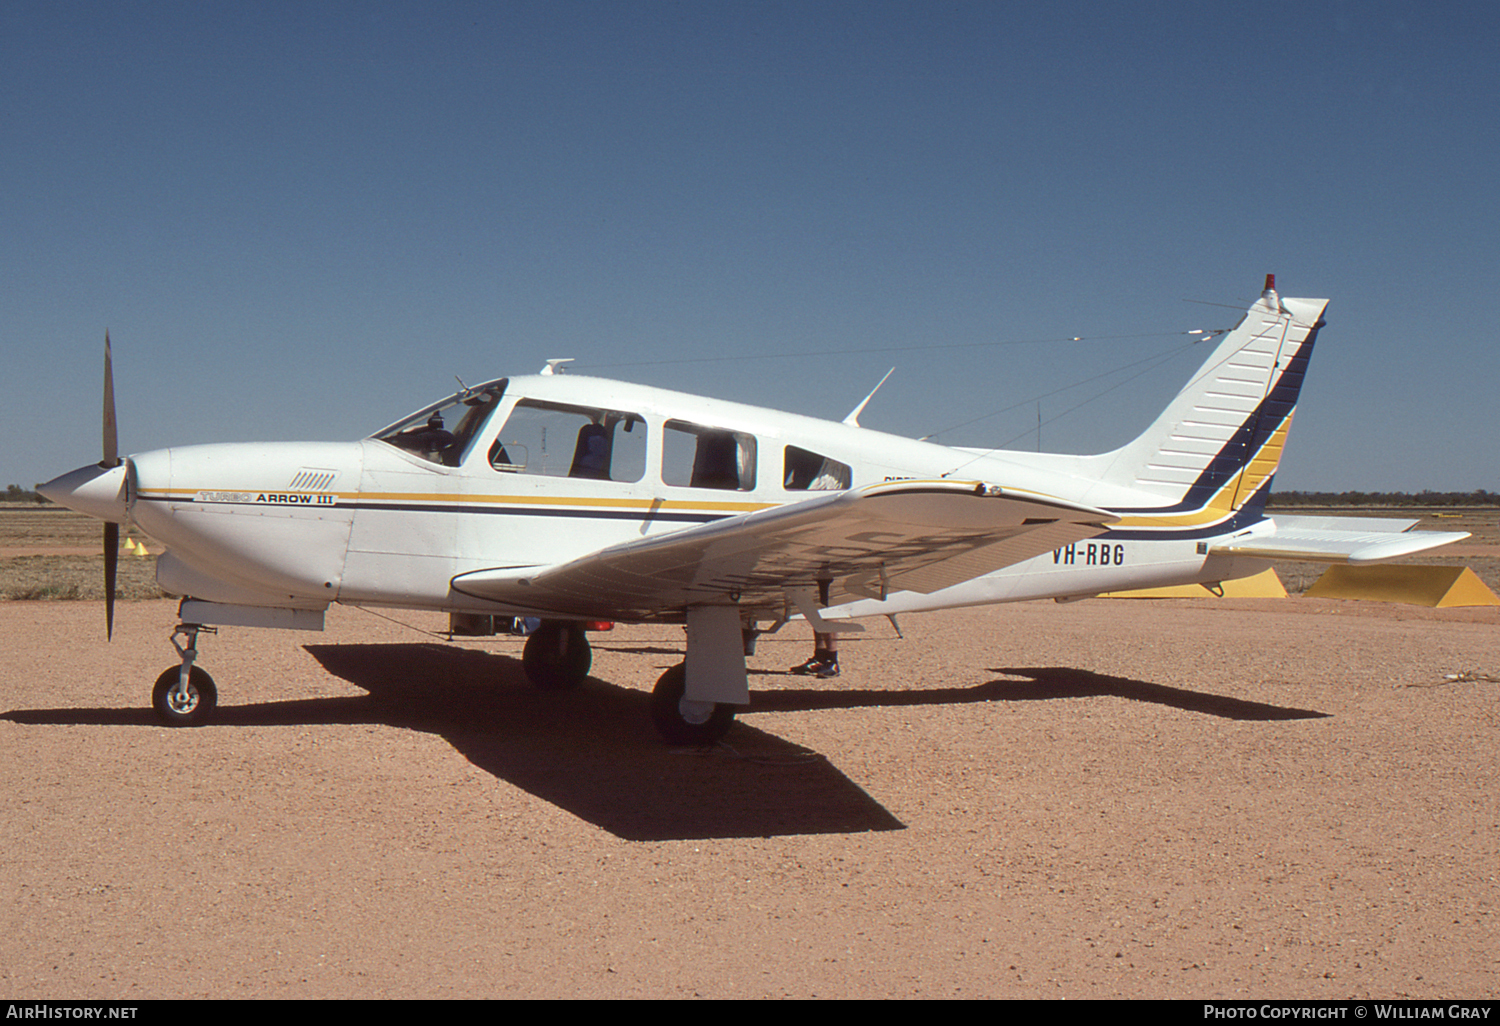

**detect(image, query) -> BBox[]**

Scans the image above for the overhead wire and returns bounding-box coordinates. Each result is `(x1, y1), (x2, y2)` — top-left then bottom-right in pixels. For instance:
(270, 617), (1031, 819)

(936, 339), (1204, 478)
(928, 336), (1205, 441)
(573, 329), (1195, 372)
(569, 315), (1233, 476)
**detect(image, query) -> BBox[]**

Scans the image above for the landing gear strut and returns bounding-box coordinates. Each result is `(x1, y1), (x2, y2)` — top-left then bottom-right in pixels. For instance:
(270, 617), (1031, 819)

(152, 623), (218, 726)
(647, 606), (748, 745)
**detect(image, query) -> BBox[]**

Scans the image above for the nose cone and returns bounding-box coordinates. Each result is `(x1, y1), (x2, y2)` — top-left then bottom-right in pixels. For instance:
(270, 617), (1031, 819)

(38, 462), (131, 523)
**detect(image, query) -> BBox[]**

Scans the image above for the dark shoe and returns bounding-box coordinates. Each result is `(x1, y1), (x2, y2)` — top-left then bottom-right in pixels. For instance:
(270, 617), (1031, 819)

(789, 656), (826, 675)
(814, 661), (840, 679)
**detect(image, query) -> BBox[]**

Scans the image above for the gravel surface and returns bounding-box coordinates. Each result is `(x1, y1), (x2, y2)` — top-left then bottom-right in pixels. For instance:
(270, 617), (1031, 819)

(2, 596), (1496, 999)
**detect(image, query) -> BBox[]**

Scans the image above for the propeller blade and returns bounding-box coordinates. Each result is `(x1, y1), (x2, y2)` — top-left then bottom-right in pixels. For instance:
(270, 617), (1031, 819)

(102, 332), (121, 639)
(104, 522), (118, 641)
(102, 331), (119, 469)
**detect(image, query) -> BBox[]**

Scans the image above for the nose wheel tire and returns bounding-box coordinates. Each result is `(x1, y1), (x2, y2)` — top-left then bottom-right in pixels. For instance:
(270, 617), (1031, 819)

(650, 663), (736, 745)
(152, 666), (217, 727)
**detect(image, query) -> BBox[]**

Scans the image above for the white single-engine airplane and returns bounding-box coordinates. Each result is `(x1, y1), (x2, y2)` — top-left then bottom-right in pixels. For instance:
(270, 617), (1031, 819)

(40, 277), (1468, 744)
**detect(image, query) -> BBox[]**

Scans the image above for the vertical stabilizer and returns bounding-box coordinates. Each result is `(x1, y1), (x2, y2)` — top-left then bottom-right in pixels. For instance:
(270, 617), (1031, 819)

(1097, 277), (1327, 517)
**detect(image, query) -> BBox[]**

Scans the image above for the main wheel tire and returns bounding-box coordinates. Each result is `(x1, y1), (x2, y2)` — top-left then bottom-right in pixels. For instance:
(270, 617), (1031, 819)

(650, 663), (736, 745)
(521, 622), (592, 689)
(152, 666), (217, 727)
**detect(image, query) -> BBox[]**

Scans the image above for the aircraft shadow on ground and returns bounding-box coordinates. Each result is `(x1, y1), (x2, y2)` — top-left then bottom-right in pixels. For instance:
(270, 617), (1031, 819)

(301, 643), (907, 841)
(4, 643), (904, 842)
(4, 651), (1324, 841)
(747, 666), (1330, 721)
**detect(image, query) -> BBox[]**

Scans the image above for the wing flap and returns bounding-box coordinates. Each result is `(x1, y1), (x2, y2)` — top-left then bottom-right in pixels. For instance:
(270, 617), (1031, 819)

(452, 480), (1114, 620)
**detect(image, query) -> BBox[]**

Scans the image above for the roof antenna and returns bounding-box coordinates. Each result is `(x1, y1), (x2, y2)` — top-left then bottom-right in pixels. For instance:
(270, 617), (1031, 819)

(540, 358), (575, 376)
(843, 367), (895, 427)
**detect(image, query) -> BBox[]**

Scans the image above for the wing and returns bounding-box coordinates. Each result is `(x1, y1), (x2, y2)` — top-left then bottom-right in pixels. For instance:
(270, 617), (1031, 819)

(1209, 514), (1471, 565)
(451, 479), (1115, 621)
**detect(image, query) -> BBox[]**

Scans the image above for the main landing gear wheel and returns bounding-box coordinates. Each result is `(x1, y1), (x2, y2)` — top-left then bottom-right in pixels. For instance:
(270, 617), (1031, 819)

(152, 666), (217, 727)
(650, 663), (737, 746)
(521, 622), (592, 690)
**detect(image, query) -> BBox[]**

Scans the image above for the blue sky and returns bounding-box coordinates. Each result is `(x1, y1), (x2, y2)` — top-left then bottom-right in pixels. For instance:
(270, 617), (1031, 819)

(5, 0), (1497, 493)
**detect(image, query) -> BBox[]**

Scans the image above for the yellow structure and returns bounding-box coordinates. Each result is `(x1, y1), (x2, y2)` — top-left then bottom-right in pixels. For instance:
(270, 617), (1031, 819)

(1101, 567), (1287, 599)
(1304, 564), (1499, 607)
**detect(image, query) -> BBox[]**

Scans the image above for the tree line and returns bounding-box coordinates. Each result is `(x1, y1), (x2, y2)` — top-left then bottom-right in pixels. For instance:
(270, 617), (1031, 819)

(4, 484), (46, 503)
(1269, 489), (1500, 506)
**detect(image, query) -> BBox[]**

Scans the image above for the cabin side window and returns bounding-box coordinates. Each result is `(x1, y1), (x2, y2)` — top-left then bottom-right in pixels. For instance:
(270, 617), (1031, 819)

(783, 445), (851, 491)
(662, 421), (757, 491)
(488, 399), (646, 482)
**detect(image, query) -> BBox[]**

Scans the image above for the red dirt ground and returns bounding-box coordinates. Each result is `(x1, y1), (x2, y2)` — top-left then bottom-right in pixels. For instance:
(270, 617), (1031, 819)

(2, 596), (1496, 998)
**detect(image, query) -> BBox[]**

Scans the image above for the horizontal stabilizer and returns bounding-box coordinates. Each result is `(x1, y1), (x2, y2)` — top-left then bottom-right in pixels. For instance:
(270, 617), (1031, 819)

(1208, 515), (1469, 565)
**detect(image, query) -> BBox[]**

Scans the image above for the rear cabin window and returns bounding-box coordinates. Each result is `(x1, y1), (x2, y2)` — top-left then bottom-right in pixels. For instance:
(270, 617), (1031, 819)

(783, 445), (851, 491)
(662, 421), (756, 491)
(489, 400), (646, 482)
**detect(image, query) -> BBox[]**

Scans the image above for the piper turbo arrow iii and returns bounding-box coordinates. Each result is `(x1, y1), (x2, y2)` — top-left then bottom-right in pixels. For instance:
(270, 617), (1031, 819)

(39, 278), (1468, 743)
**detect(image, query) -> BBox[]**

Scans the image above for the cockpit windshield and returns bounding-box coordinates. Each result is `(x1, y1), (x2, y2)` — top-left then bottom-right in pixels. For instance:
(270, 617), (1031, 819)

(372, 379), (508, 467)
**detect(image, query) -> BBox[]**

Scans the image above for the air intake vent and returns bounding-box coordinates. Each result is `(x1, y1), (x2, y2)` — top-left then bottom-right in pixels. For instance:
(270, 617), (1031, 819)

(289, 469), (338, 491)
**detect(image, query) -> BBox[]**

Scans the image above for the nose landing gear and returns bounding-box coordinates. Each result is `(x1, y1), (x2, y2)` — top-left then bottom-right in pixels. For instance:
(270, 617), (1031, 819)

(152, 623), (218, 726)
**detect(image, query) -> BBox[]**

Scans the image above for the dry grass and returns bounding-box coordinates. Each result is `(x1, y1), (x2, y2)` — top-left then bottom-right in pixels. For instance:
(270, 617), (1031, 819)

(2, 554), (169, 601)
(0, 504), (103, 549)
(0, 504), (170, 601)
